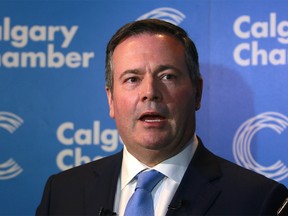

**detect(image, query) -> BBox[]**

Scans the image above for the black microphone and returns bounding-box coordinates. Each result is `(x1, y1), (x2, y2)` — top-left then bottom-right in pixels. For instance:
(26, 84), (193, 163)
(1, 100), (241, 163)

(277, 197), (288, 216)
(168, 199), (184, 211)
(98, 207), (117, 216)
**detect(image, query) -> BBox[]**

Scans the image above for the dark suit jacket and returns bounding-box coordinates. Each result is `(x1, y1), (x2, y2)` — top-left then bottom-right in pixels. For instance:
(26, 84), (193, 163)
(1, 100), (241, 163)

(36, 139), (288, 215)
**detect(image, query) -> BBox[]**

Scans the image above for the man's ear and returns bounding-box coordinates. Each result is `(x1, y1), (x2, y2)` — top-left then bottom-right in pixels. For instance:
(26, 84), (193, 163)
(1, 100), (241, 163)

(195, 78), (203, 111)
(105, 87), (115, 119)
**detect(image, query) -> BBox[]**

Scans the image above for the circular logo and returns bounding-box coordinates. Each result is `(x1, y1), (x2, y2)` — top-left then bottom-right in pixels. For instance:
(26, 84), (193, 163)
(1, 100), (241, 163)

(233, 111), (288, 182)
(137, 7), (186, 26)
(0, 111), (24, 180)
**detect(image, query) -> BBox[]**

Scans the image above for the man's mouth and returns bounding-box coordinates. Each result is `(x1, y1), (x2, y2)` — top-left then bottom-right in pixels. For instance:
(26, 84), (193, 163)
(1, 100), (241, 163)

(139, 113), (165, 122)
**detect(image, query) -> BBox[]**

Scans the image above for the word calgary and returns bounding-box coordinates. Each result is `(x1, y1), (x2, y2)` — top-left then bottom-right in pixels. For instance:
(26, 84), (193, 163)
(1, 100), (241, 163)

(0, 17), (94, 68)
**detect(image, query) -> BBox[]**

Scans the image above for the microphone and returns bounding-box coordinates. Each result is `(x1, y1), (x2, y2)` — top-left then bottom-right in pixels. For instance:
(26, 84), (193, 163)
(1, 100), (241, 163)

(98, 207), (117, 216)
(168, 199), (184, 211)
(277, 197), (288, 216)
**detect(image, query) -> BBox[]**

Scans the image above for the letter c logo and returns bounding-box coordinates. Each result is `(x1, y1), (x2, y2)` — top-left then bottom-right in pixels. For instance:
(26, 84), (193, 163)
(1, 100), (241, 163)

(0, 112), (24, 180)
(233, 111), (288, 182)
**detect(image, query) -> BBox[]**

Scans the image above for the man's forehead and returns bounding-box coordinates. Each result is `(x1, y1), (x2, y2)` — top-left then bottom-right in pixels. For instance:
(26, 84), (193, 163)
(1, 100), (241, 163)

(115, 32), (180, 49)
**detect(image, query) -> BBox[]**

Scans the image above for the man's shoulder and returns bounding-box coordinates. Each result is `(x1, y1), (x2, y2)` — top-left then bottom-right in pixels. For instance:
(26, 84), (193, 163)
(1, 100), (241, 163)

(196, 139), (286, 189)
(52, 150), (123, 181)
(210, 149), (288, 201)
(216, 153), (277, 185)
(191, 138), (288, 215)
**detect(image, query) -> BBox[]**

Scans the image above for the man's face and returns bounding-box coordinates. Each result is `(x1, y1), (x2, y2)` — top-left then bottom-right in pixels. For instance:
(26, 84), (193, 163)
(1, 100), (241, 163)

(106, 33), (202, 166)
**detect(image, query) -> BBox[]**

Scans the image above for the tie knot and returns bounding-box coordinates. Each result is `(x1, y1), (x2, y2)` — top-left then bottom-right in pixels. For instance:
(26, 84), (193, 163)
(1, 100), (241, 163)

(135, 170), (164, 192)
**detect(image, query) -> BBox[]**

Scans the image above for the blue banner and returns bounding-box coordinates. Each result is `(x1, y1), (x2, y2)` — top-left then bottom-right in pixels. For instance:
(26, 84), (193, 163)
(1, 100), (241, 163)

(0, 0), (287, 215)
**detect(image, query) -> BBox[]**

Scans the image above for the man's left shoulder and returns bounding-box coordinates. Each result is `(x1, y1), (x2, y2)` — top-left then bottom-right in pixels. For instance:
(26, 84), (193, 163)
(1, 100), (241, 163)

(215, 154), (288, 201)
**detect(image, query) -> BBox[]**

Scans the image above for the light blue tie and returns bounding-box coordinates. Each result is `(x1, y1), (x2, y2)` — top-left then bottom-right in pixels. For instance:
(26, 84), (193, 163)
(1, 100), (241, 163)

(124, 170), (164, 216)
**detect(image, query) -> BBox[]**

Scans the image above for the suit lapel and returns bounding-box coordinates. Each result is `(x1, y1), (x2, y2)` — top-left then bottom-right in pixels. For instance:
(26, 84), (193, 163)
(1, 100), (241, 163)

(84, 151), (123, 215)
(167, 139), (222, 215)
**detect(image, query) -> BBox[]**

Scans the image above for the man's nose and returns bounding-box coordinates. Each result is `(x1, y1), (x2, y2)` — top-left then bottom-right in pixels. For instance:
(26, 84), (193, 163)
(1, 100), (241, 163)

(141, 77), (163, 102)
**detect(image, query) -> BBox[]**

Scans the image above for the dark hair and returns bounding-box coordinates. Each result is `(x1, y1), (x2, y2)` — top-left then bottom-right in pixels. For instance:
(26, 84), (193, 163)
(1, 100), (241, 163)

(105, 19), (201, 92)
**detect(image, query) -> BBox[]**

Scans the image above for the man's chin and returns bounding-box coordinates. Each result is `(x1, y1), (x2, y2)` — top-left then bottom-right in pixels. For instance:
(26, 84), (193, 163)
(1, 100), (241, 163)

(139, 141), (172, 154)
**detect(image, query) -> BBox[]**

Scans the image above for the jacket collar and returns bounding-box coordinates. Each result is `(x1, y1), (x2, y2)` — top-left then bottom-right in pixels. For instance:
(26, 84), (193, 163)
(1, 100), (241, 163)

(166, 138), (222, 215)
(85, 151), (123, 215)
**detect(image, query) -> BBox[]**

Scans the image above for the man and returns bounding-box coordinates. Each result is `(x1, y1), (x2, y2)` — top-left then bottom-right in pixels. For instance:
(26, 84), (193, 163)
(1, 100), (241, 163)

(36, 19), (288, 215)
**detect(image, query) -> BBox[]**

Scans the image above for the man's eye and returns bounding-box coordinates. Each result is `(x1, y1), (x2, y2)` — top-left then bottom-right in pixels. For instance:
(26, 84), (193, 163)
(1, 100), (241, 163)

(162, 74), (176, 80)
(126, 77), (139, 83)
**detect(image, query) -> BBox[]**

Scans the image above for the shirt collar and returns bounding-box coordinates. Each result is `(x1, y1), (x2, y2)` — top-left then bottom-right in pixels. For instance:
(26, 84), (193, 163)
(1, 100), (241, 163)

(121, 134), (198, 190)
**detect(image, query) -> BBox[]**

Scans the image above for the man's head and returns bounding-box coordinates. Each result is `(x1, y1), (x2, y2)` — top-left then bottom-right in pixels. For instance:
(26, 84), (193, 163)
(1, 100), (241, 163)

(105, 19), (203, 166)
(106, 19), (201, 95)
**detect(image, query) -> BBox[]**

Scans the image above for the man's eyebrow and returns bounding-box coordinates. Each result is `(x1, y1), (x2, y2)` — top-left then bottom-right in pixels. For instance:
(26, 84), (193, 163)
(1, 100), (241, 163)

(119, 64), (181, 79)
(155, 64), (181, 73)
(119, 69), (141, 79)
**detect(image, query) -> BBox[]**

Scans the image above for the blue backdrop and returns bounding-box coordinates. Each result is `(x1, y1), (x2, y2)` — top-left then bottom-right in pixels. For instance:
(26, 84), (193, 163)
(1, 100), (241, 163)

(1, 0), (287, 215)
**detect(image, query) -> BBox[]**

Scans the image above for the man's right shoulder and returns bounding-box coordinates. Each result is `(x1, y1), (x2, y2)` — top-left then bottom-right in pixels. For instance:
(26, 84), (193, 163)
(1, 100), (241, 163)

(52, 150), (123, 180)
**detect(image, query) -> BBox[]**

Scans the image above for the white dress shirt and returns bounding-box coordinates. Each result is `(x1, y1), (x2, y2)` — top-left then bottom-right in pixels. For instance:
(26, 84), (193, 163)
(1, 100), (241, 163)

(113, 135), (198, 216)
